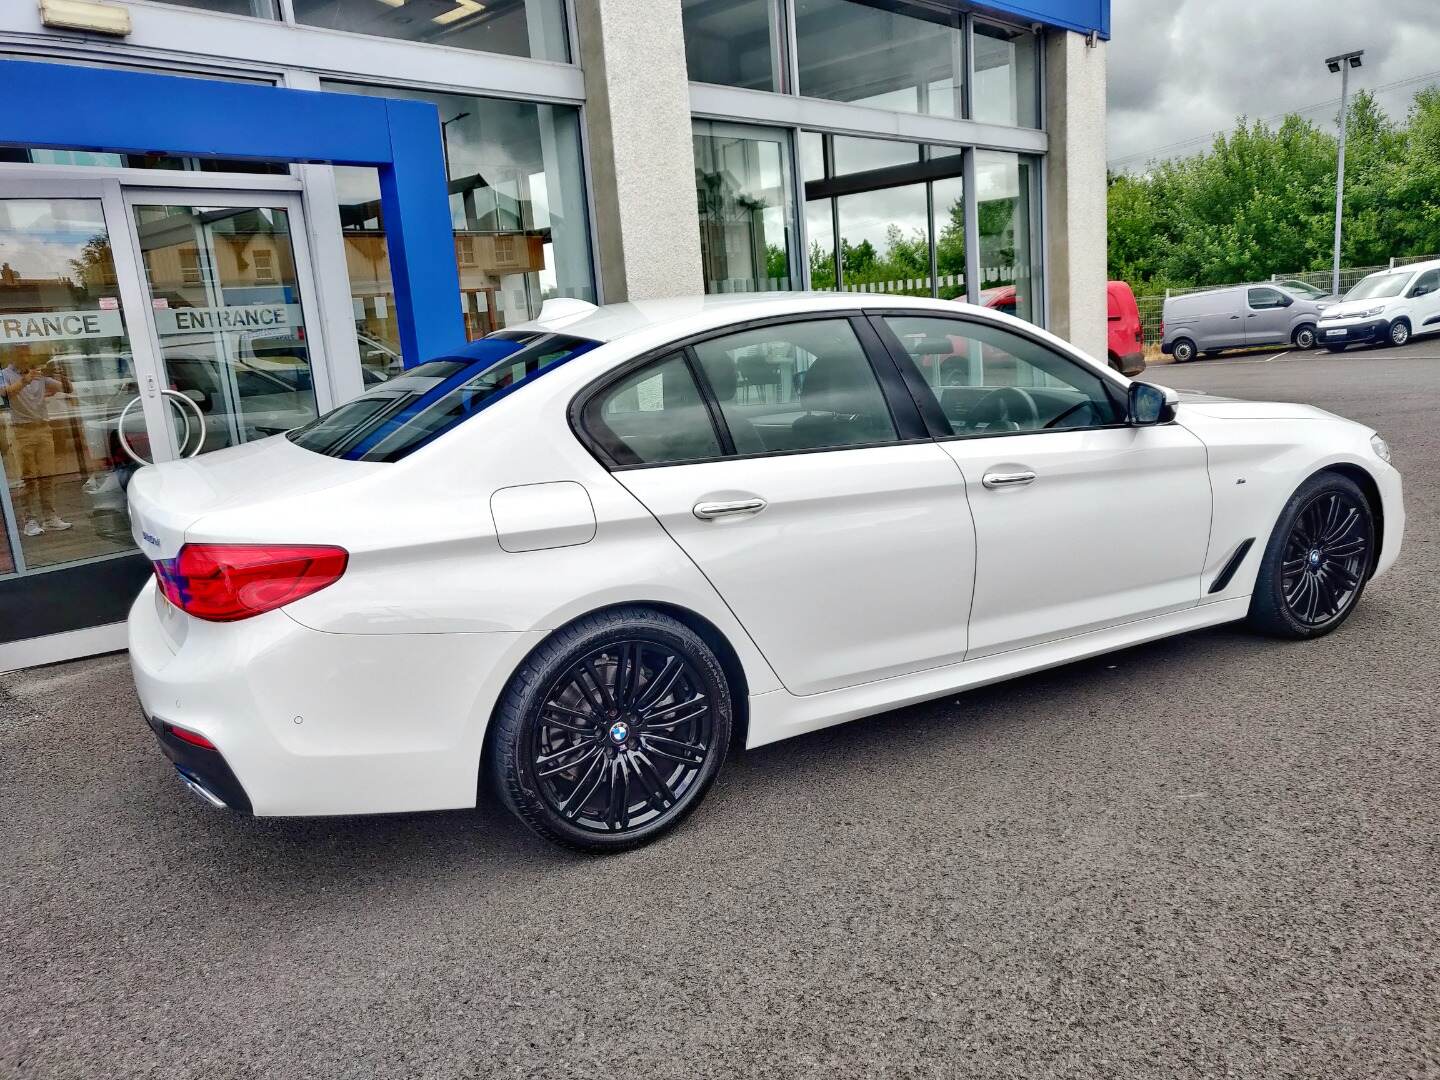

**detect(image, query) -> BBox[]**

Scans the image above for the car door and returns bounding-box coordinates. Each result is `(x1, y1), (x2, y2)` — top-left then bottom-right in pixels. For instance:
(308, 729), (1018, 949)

(1192, 290), (1245, 351)
(873, 312), (1212, 659)
(579, 315), (977, 697)
(1244, 287), (1292, 346)
(1406, 268), (1440, 337)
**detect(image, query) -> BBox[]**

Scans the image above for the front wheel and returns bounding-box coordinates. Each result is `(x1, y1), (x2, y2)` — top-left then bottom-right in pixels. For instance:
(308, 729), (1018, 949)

(1388, 320), (1411, 347)
(488, 607), (732, 852)
(1247, 473), (1374, 639)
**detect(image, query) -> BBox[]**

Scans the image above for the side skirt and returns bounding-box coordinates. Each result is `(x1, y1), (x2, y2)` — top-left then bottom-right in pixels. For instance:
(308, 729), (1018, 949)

(744, 597), (1251, 749)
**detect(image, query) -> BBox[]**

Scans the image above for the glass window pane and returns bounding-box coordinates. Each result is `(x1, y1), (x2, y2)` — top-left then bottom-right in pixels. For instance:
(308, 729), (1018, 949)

(293, 0), (568, 61)
(692, 319), (897, 452)
(694, 123), (798, 294)
(587, 353), (721, 466)
(0, 199), (142, 572)
(800, 131), (826, 184)
(836, 183), (930, 297)
(931, 175), (965, 301)
(975, 151), (1040, 325)
(830, 135), (919, 177)
(795, 0), (963, 118)
(326, 84), (594, 370)
(806, 200), (837, 290)
(972, 22), (1040, 129)
(682, 0), (780, 91)
(880, 315), (1123, 436)
(146, 0), (277, 15)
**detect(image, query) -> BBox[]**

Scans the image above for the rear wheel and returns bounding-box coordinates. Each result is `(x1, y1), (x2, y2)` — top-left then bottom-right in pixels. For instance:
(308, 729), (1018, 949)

(1247, 473), (1374, 639)
(488, 607), (732, 852)
(1172, 338), (1197, 363)
(1293, 325), (1317, 350)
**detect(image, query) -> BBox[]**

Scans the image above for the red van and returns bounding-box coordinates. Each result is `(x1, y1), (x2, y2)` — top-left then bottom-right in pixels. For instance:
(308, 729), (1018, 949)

(981, 282), (1147, 376)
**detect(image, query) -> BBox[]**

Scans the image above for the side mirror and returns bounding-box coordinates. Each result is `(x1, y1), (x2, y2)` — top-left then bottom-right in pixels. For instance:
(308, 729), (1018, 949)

(1129, 381), (1177, 426)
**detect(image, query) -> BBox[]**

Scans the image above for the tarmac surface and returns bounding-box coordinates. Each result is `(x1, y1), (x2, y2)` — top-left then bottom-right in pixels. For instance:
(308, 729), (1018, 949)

(3, 342), (1438, 1079)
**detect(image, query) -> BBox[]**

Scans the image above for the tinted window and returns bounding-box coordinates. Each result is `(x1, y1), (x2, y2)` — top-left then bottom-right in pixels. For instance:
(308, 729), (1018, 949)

(287, 331), (597, 462)
(1248, 287), (1288, 310)
(690, 319), (899, 453)
(880, 315), (1124, 435)
(587, 353), (722, 466)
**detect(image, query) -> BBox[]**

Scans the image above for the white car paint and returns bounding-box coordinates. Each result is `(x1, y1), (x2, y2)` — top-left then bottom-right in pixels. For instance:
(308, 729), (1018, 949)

(1318, 259), (1440, 343)
(126, 293), (1405, 818)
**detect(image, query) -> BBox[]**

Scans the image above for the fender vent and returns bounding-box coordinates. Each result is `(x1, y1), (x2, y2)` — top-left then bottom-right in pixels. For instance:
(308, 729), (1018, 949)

(1209, 538), (1255, 594)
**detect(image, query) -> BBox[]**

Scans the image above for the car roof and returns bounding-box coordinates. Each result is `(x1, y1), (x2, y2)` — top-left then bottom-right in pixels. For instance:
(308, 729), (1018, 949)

(512, 292), (980, 344)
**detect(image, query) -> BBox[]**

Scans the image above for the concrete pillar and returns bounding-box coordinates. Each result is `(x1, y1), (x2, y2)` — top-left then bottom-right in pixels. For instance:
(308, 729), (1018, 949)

(1043, 30), (1108, 361)
(575, 0), (703, 303)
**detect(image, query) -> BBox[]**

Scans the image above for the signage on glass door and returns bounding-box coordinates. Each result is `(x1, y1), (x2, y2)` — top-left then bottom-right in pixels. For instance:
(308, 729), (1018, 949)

(0, 309), (126, 344)
(153, 304), (302, 336)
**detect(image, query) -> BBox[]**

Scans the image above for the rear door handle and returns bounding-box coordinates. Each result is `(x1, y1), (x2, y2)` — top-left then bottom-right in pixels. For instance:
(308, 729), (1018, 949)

(982, 471), (1037, 490)
(693, 498), (767, 521)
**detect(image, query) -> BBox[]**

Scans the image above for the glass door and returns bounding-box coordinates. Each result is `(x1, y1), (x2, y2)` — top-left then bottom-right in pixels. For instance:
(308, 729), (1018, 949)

(122, 191), (328, 458)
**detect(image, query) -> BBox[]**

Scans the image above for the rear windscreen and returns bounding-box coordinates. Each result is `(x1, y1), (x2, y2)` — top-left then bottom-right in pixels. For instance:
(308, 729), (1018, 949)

(287, 330), (598, 462)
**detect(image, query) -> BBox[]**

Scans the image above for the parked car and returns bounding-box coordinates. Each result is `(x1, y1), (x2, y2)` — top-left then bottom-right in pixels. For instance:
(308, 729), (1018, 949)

(981, 282), (1145, 375)
(1273, 279), (1338, 305)
(127, 294), (1403, 852)
(1316, 260), (1440, 351)
(1161, 284), (1327, 362)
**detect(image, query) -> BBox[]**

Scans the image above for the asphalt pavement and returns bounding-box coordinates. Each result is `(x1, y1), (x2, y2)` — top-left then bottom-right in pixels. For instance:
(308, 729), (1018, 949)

(3, 343), (1438, 1079)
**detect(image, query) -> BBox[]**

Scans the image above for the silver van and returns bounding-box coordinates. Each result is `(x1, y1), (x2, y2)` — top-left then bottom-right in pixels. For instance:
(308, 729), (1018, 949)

(1161, 285), (1326, 362)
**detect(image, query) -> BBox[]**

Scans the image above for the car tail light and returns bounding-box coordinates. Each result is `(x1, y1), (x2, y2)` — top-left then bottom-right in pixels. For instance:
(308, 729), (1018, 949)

(164, 723), (217, 750)
(154, 544), (348, 622)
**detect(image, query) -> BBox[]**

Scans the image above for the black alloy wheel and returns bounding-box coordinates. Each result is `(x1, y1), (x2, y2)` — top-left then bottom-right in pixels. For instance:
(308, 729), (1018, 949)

(1248, 473), (1374, 639)
(489, 608), (731, 852)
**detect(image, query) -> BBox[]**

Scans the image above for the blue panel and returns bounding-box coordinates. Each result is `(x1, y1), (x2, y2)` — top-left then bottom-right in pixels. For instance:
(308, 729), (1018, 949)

(973, 0), (1108, 37)
(0, 59), (467, 367)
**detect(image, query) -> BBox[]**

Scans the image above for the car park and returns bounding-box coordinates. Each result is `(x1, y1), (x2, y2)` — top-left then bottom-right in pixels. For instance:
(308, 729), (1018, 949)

(1316, 260), (1440, 351)
(125, 293), (1403, 852)
(1161, 284), (1327, 362)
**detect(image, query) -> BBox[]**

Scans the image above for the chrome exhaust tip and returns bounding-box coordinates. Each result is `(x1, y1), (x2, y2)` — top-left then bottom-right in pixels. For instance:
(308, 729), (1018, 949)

(175, 766), (228, 809)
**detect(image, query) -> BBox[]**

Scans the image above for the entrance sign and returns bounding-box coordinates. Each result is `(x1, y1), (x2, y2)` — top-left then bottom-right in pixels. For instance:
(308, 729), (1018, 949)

(0, 309), (126, 344)
(154, 304), (302, 336)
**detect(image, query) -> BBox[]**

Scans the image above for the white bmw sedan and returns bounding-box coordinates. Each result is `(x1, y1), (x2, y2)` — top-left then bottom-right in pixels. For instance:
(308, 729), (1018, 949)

(127, 294), (1404, 851)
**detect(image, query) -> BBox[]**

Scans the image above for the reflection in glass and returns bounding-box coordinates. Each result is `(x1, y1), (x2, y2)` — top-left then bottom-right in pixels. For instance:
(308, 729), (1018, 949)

(973, 22), (1040, 128)
(328, 84), (594, 370)
(133, 204), (319, 451)
(831, 135), (919, 177)
(931, 176), (966, 301)
(795, 0), (963, 117)
(800, 131), (826, 185)
(292, 0), (569, 61)
(806, 200), (837, 290)
(975, 151), (1040, 323)
(836, 183), (930, 297)
(682, 0), (780, 91)
(0, 199), (142, 573)
(146, 0), (277, 15)
(694, 123), (797, 294)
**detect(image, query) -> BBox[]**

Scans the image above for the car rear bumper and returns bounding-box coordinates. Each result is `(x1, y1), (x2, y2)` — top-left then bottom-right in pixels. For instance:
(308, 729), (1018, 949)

(1318, 319), (1389, 346)
(128, 578), (545, 816)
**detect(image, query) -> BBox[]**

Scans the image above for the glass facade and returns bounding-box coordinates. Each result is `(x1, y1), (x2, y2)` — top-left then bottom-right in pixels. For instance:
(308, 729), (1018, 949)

(293, 0), (569, 61)
(149, 0), (279, 16)
(973, 21), (1040, 129)
(694, 122), (798, 294)
(975, 150), (1040, 323)
(325, 82), (593, 369)
(795, 0), (963, 117)
(681, 0), (781, 92)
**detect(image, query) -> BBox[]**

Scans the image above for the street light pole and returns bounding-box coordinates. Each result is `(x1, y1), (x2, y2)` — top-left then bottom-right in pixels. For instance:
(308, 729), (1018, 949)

(1326, 50), (1364, 297)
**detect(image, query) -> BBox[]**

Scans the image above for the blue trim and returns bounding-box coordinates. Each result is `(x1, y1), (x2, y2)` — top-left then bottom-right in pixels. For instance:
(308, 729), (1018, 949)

(0, 59), (466, 368)
(973, 0), (1109, 37)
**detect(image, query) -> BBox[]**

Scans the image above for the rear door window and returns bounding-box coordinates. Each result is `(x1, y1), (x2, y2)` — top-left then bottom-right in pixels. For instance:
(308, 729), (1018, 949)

(585, 353), (722, 465)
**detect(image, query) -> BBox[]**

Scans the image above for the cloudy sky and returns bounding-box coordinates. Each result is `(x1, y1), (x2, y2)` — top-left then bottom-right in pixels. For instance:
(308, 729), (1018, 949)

(1108, 0), (1440, 172)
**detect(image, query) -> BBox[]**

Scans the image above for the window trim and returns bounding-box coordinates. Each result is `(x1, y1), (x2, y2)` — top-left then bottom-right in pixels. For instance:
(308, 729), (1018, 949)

(569, 310), (929, 471)
(865, 309), (1136, 442)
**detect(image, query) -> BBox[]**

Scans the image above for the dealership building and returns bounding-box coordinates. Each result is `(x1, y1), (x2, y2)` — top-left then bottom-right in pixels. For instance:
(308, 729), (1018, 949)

(0, 0), (1109, 670)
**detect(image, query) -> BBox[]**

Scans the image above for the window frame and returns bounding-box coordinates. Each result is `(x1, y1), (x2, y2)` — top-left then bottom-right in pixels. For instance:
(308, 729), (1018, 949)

(865, 309), (1135, 442)
(1247, 287), (1289, 311)
(570, 310), (929, 471)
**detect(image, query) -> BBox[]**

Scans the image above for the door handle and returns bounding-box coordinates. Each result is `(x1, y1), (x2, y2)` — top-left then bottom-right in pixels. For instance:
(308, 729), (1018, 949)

(1230, 315), (1242, 320)
(982, 471), (1037, 490)
(693, 498), (767, 521)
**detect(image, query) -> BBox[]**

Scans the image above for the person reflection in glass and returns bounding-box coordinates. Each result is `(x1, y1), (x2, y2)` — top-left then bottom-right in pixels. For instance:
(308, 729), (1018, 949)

(1, 344), (73, 536)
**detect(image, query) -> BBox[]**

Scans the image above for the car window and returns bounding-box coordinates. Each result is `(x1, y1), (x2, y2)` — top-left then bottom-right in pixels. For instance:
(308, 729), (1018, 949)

(879, 315), (1125, 436)
(688, 319), (899, 454)
(586, 352), (722, 466)
(1248, 287), (1287, 310)
(1410, 270), (1440, 296)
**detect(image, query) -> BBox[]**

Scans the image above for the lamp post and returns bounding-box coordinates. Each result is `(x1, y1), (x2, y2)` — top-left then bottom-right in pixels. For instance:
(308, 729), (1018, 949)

(1325, 50), (1363, 297)
(440, 111), (470, 179)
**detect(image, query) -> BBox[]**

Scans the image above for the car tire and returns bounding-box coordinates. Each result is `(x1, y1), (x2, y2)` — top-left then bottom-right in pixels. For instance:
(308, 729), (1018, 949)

(1247, 472), (1375, 640)
(1293, 325), (1317, 350)
(488, 606), (732, 853)
(1172, 338), (1197, 363)
(1388, 319), (1411, 347)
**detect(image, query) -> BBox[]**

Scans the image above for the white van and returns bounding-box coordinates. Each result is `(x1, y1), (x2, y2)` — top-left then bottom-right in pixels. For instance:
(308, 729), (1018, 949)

(1317, 260), (1440, 351)
(1161, 284), (1327, 362)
